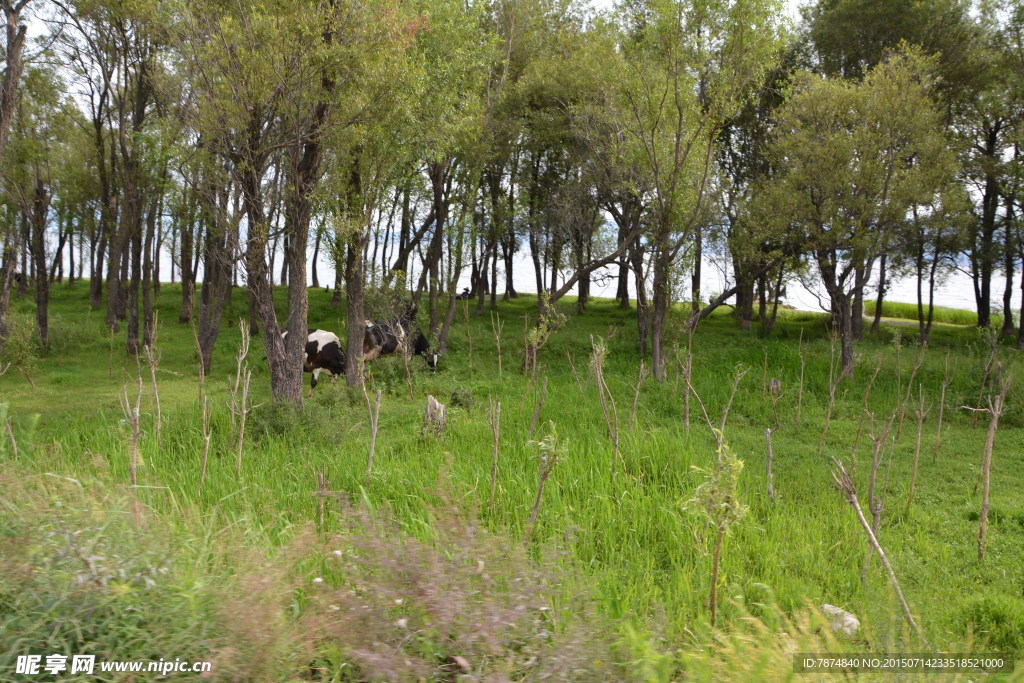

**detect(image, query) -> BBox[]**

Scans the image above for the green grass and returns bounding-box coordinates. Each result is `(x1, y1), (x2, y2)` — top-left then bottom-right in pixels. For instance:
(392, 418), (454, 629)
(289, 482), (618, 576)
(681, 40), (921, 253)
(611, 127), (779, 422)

(864, 299), (980, 326)
(2, 281), (1024, 680)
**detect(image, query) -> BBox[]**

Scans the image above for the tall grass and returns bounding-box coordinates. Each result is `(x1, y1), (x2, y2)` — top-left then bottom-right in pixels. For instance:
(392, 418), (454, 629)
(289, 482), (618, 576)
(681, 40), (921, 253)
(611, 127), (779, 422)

(2, 281), (1024, 679)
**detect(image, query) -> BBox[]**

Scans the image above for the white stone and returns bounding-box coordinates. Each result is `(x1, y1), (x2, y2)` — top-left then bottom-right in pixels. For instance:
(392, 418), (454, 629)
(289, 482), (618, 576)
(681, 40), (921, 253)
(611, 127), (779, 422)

(820, 604), (860, 636)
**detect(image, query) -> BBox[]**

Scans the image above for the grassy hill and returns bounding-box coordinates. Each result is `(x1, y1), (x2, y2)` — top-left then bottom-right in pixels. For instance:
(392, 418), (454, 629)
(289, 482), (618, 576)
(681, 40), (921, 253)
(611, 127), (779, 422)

(2, 281), (1023, 680)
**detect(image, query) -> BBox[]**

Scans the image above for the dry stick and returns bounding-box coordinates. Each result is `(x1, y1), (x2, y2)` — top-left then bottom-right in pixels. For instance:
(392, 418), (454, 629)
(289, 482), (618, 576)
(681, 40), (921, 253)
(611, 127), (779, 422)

(765, 427), (776, 500)
(316, 471), (328, 528)
(978, 370), (1011, 562)
(796, 330), (806, 427)
(862, 412), (894, 581)
(190, 317), (206, 393)
(228, 321), (254, 480)
(904, 384), (930, 515)
(363, 386), (382, 484)
(599, 369), (620, 474)
(817, 332), (840, 457)
(466, 324), (473, 369)
(932, 351), (951, 464)
(850, 359), (883, 473)
(766, 382), (782, 500)
(718, 366), (749, 438)
(108, 327), (115, 380)
(197, 394), (211, 497)
(118, 371), (144, 523)
(402, 348), (413, 399)
(491, 312), (504, 378)
(760, 349), (768, 400)
(590, 338), (620, 475)
(488, 398), (500, 510)
(193, 316), (211, 497)
(630, 359), (650, 431)
(6, 418), (18, 457)
(528, 376), (548, 439)
(894, 348), (925, 442)
(832, 457), (924, 641)
(566, 350), (584, 393)
(143, 311), (162, 449)
(233, 366), (251, 480)
(683, 326), (694, 429)
(526, 425), (563, 540)
(972, 330), (999, 428)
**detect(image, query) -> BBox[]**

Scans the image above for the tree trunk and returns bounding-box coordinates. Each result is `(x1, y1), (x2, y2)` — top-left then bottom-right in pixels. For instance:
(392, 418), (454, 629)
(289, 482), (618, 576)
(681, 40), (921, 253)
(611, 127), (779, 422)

(971, 125), (1001, 329)
(871, 253), (886, 334)
(650, 249), (670, 381)
(345, 229), (368, 386)
(1001, 197), (1015, 337)
(0, 226), (19, 344)
(179, 213), (195, 323)
(851, 278), (864, 341)
(691, 225), (702, 315)
(311, 224), (321, 289)
(31, 177), (51, 349)
(0, 3), (28, 167)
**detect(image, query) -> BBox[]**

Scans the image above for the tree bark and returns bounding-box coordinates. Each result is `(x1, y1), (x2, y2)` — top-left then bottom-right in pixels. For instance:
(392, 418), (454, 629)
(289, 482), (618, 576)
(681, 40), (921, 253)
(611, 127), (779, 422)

(30, 176), (51, 349)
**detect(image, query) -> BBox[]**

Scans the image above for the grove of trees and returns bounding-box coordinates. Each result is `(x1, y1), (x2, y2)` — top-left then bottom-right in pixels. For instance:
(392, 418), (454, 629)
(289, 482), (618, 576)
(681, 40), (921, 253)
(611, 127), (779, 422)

(1, 0), (1022, 399)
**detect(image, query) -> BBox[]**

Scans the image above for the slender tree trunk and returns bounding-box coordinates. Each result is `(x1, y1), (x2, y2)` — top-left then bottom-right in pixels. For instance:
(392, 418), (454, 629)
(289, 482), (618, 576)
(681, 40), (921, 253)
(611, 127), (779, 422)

(871, 254), (886, 334)
(1001, 197), (1015, 337)
(691, 225), (702, 315)
(311, 224), (321, 289)
(0, 2), (28, 167)
(31, 176), (51, 349)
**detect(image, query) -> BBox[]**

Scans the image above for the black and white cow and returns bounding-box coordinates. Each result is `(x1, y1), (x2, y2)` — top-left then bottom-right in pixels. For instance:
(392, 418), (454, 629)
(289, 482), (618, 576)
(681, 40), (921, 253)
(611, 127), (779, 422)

(283, 328), (346, 389)
(363, 303), (439, 370)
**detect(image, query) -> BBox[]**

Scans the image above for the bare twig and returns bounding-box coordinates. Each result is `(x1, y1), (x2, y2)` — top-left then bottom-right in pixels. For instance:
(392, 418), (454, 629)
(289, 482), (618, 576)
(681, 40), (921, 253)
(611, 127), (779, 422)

(978, 368), (1010, 562)
(904, 385), (930, 515)
(796, 330), (805, 427)
(850, 358), (882, 470)
(118, 371), (144, 523)
(142, 312), (162, 449)
(817, 331), (840, 457)
(832, 457), (924, 641)
(932, 351), (951, 464)
(718, 365), (749, 437)
(363, 386), (382, 484)
(491, 312), (503, 378)
(228, 321), (256, 480)
(197, 394), (211, 497)
(972, 329), (999, 428)
(630, 359), (650, 431)
(591, 337), (620, 475)
(528, 376), (548, 439)
(488, 398), (500, 510)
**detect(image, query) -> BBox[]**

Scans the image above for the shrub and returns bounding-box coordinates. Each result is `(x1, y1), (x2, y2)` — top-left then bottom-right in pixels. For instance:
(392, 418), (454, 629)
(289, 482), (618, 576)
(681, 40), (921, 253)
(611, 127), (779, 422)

(0, 312), (39, 386)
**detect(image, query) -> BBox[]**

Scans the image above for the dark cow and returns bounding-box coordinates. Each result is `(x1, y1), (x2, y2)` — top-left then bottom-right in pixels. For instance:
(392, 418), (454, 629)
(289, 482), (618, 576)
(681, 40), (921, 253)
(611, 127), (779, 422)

(455, 287), (471, 300)
(363, 303), (439, 370)
(283, 328), (346, 389)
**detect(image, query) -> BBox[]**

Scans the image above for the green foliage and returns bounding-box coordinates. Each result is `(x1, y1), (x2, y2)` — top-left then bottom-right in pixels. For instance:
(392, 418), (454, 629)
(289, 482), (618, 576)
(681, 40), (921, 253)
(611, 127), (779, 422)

(687, 429), (748, 533)
(0, 312), (39, 385)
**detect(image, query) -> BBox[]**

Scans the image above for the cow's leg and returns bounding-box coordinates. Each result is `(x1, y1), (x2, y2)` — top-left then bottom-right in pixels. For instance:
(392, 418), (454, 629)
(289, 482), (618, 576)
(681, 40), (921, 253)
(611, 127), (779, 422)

(311, 367), (321, 389)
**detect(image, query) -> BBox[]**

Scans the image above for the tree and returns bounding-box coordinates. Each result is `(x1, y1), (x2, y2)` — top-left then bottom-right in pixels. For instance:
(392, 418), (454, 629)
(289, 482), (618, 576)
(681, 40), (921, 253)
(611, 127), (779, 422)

(612, 0), (781, 379)
(763, 50), (955, 378)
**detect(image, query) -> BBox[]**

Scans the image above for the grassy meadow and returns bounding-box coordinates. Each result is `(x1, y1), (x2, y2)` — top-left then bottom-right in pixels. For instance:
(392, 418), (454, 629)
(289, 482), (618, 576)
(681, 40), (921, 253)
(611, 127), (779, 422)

(2, 281), (1024, 681)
